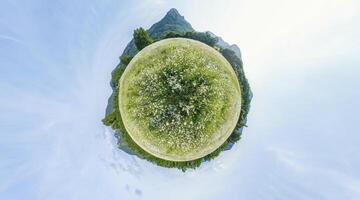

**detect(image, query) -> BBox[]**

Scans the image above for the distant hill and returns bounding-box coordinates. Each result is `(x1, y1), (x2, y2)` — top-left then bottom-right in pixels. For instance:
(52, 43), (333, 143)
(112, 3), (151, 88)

(122, 8), (194, 56)
(148, 8), (194, 38)
(208, 31), (242, 58)
(122, 8), (241, 58)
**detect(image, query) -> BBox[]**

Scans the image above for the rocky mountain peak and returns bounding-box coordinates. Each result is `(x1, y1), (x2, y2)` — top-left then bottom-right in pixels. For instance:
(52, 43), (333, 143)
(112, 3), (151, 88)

(165, 8), (182, 19)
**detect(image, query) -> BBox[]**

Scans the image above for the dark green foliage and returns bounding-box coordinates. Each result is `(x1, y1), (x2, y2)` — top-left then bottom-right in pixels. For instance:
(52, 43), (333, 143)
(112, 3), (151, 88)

(184, 32), (218, 47)
(120, 55), (133, 65)
(102, 112), (117, 126)
(220, 48), (252, 130)
(111, 66), (125, 88)
(162, 32), (182, 39)
(102, 30), (252, 171)
(163, 31), (218, 47)
(133, 27), (153, 51)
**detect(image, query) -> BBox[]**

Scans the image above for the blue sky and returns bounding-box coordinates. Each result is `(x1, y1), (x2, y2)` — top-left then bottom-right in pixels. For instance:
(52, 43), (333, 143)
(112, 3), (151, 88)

(1, 0), (360, 199)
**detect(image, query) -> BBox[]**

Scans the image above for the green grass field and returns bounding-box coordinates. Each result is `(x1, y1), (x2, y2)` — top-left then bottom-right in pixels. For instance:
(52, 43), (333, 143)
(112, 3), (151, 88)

(119, 38), (241, 161)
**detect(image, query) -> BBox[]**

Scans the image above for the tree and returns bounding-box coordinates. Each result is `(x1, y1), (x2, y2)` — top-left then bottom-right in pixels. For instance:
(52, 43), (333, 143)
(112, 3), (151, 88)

(133, 27), (153, 51)
(184, 32), (218, 47)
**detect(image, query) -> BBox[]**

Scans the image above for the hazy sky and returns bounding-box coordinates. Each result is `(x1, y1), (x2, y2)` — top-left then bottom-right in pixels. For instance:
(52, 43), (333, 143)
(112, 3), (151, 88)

(1, 0), (360, 199)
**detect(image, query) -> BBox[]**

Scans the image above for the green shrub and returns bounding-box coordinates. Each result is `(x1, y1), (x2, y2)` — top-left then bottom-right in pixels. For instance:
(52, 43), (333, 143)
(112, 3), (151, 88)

(133, 27), (153, 51)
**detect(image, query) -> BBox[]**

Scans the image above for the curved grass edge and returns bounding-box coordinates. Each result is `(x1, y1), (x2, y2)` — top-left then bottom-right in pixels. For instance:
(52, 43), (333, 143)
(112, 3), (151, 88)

(102, 31), (252, 171)
(119, 38), (242, 161)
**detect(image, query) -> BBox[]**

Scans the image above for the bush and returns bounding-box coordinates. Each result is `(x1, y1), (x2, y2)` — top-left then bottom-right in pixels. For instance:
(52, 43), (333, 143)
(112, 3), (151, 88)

(133, 27), (153, 51)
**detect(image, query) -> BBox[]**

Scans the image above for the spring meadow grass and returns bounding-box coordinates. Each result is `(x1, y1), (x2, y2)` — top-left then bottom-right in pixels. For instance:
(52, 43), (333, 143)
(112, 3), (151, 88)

(103, 30), (251, 171)
(119, 38), (241, 161)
